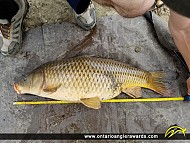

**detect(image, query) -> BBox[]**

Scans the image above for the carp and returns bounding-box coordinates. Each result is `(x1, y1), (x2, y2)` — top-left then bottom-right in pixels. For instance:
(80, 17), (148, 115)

(14, 56), (170, 109)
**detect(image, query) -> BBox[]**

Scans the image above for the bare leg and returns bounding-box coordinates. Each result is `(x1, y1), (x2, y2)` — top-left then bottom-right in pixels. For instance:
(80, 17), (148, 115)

(94, 0), (155, 17)
(168, 10), (190, 94)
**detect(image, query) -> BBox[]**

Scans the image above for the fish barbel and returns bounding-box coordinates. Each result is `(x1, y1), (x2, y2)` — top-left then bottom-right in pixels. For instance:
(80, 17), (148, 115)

(14, 56), (170, 109)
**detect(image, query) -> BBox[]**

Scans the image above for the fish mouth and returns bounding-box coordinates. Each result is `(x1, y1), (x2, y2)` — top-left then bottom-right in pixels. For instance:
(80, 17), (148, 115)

(14, 83), (21, 94)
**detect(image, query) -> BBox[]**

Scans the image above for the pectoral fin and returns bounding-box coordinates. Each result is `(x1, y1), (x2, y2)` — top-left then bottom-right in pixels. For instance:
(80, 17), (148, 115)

(43, 84), (61, 93)
(122, 87), (142, 98)
(80, 96), (101, 109)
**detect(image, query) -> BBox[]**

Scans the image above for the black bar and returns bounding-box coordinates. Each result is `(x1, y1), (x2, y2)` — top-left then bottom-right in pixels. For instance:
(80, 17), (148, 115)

(0, 133), (188, 140)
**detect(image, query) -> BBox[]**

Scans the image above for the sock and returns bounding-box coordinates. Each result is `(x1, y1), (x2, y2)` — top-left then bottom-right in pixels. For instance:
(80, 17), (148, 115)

(76, 0), (91, 14)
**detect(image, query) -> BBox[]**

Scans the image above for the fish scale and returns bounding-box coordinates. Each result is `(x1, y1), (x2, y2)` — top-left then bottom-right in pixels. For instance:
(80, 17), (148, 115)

(43, 57), (147, 97)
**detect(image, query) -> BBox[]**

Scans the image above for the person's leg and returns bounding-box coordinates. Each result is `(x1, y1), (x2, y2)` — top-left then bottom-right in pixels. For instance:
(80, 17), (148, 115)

(94, 0), (155, 17)
(168, 10), (190, 94)
(67, 0), (90, 14)
(0, 0), (28, 56)
(67, 0), (96, 30)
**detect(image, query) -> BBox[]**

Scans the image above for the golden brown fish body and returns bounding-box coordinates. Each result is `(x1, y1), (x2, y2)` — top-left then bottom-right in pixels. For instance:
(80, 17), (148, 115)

(14, 56), (169, 109)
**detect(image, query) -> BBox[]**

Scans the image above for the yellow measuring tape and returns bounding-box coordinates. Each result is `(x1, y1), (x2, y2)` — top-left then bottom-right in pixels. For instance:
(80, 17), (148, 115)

(13, 97), (184, 105)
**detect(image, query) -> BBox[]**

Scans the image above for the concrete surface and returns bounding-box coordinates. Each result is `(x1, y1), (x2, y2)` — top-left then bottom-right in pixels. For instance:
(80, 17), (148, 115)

(0, 14), (189, 143)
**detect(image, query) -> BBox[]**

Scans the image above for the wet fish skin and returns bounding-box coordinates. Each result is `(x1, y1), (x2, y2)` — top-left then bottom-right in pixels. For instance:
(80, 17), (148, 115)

(14, 56), (170, 109)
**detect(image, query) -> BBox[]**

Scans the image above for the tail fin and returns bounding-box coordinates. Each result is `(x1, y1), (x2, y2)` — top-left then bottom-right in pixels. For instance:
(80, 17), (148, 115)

(148, 71), (171, 96)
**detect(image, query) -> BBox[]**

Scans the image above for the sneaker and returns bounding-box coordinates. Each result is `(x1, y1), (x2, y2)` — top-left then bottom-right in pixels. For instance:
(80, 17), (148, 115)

(74, 1), (96, 30)
(0, 0), (29, 56)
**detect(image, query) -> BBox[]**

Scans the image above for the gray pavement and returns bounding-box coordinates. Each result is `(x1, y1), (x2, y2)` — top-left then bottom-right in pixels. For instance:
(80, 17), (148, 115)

(0, 14), (189, 142)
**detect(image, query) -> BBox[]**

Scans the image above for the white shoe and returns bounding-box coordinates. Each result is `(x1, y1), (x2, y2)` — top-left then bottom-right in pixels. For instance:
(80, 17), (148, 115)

(74, 1), (96, 30)
(0, 0), (29, 56)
